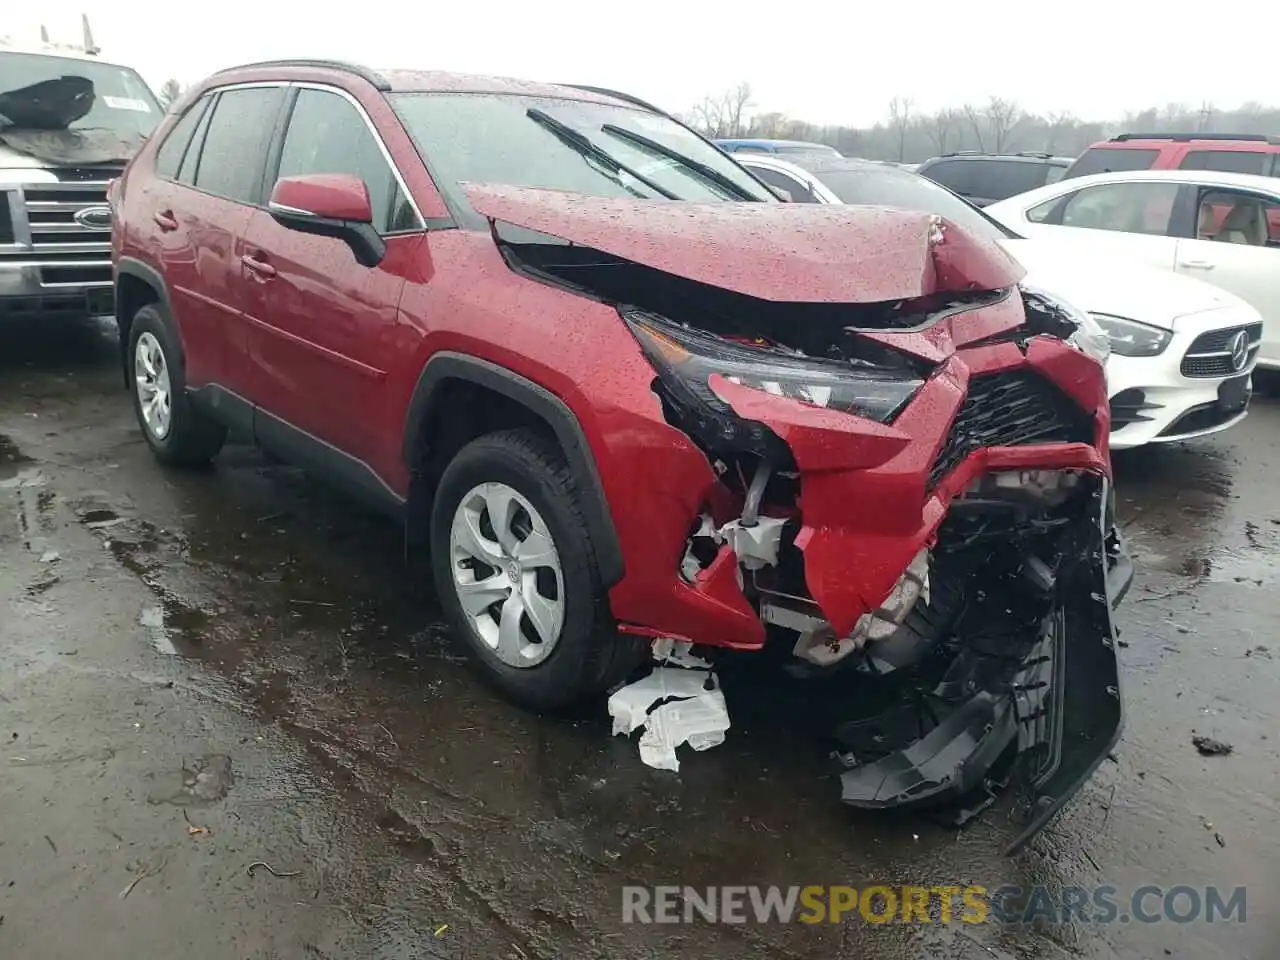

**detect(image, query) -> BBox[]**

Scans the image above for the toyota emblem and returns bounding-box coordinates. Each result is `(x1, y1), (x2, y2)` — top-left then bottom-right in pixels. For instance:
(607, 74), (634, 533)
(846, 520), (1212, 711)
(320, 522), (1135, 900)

(1229, 330), (1249, 372)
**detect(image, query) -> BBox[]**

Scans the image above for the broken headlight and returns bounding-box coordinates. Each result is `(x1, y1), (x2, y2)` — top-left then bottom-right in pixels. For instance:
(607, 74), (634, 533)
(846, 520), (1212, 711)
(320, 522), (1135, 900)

(1020, 283), (1110, 364)
(623, 308), (924, 446)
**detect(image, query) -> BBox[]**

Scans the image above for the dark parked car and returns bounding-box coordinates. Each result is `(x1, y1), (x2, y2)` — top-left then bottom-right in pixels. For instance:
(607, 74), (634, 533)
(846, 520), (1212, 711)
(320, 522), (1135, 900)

(110, 59), (1130, 849)
(915, 152), (1073, 206)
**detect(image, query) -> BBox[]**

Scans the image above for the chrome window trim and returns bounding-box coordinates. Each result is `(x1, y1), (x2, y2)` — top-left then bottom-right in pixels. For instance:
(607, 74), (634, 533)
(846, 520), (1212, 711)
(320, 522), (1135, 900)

(286, 81), (424, 229)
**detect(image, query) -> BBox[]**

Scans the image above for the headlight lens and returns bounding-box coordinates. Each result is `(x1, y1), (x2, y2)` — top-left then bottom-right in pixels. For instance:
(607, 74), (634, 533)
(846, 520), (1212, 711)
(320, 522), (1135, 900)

(1020, 283), (1111, 364)
(1088, 313), (1172, 358)
(622, 308), (923, 453)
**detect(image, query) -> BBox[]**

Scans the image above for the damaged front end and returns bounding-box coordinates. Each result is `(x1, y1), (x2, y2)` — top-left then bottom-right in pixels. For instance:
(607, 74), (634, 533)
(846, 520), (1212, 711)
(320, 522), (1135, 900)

(478, 191), (1132, 849)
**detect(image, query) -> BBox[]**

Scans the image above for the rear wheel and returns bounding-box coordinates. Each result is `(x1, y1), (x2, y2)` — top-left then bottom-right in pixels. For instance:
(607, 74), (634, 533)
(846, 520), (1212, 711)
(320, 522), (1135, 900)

(430, 428), (646, 710)
(129, 304), (226, 465)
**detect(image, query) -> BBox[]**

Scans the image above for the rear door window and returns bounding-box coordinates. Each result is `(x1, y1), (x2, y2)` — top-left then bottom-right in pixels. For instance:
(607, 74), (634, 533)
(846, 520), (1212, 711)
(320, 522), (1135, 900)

(1179, 149), (1275, 177)
(1062, 147), (1159, 179)
(1036, 181), (1181, 235)
(191, 86), (286, 204)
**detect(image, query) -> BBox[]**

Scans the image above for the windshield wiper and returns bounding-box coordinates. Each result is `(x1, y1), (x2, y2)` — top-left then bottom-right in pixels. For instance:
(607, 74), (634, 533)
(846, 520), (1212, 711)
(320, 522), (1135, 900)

(600, 124), (761, 201)
(525, 108), (679, 200)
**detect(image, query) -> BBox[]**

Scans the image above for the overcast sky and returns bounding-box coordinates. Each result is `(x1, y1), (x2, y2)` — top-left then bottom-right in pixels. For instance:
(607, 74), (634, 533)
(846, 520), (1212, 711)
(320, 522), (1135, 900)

(11, 1), (1280, 127)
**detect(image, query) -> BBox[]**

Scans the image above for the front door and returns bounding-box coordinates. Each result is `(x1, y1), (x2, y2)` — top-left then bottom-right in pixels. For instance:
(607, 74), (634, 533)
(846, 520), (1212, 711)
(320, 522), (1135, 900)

(239, 85), (422, 471)
(1175, 186), (1280, 365)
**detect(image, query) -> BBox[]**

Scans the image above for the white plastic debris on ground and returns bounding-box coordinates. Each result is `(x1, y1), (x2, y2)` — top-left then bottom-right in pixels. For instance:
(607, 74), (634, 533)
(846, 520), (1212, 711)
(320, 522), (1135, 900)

(607, 639), (731, 772)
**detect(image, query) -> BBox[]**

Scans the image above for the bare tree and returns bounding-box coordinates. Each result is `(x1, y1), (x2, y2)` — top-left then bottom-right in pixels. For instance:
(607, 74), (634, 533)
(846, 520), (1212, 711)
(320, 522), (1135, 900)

(1196, 100), (1215, 132)
(157, 78), (183, 108)
(887, 97), (914, 161)
(984, 96), (1022, 153)
(961, 103), (986, 152)
(721, 82), (754, 139)
(1043, 110), (1076, 153)
(925, 108), (960, 154)
(689, 94), (726, 138)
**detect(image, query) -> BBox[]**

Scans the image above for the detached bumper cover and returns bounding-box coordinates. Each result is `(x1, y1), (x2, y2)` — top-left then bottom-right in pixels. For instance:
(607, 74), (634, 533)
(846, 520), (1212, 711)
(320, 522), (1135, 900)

(839, 487), (1130, 854)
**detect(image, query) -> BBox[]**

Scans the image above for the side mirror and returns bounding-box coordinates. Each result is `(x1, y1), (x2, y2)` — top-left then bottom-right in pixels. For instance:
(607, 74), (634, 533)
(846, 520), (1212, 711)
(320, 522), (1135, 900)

(268, 174), (386, 268)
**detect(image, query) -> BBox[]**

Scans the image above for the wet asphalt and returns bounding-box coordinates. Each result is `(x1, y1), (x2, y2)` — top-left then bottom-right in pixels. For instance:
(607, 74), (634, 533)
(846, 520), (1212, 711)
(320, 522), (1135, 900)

(1, 318), (1277, 960)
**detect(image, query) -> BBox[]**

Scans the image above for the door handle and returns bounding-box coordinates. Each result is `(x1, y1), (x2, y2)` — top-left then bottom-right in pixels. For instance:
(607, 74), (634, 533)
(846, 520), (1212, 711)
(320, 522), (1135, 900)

(1179, 259), (1215, 270)
(240, 254), (277, 279)
(153, 210), (178, 231)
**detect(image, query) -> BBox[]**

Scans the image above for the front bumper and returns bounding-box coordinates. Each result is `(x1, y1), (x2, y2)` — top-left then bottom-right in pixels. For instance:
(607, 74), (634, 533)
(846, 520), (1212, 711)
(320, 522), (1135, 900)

(1107, 307), (1260, 449)
(836, 480), (1129, 853)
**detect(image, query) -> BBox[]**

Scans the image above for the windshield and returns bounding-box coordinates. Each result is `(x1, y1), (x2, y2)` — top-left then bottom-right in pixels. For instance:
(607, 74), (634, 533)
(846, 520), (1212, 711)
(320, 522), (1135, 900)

(0, 52), (161, 137)
(813, 165), (1022, 240)
(391, 92), (774, 205)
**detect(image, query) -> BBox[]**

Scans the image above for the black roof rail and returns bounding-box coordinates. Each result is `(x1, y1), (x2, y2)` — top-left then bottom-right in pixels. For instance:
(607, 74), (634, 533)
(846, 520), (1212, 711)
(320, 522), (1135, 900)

(561, 84), (668, 116)
(1110, 132), (1280, 144)
(211, 59), (391, 91)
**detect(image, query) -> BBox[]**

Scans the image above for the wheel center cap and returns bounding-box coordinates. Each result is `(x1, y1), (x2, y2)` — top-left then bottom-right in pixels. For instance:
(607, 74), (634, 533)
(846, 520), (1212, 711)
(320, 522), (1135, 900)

(507, 560), (521, 581)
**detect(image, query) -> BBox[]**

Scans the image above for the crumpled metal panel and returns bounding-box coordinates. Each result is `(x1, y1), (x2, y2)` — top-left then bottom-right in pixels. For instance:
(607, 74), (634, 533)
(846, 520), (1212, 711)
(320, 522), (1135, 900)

(464, 183), (1025, 304)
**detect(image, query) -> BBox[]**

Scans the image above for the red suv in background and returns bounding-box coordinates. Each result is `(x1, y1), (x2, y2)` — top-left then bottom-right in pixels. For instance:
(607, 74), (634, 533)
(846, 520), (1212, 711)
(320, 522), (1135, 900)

(110, 59), (1132, 848)
(1062, 132), (1280, 180)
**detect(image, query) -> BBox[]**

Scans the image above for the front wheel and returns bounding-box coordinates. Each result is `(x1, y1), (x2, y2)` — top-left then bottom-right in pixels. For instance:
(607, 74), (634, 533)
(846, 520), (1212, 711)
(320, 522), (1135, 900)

(429, 428), (646, 711)
(129, 304), (226, 465)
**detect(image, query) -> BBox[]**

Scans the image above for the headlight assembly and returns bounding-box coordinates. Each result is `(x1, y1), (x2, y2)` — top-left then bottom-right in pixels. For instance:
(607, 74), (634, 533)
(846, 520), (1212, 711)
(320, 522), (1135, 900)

(1088, 313), (1172, 358)
(1020, 283), (1111, 364)
(621, 308), (923, 457)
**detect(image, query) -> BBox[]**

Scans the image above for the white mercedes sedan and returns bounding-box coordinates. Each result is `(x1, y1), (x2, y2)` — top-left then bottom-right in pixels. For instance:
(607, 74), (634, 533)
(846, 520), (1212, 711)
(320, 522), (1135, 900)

(736, 154), (1264, 450)
(985, 169), (1277, 370)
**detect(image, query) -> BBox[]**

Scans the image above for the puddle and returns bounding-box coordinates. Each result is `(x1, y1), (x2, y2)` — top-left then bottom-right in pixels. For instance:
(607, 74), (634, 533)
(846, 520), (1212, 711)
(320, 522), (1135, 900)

(146, 754), (234, 805)
(0, 434), (32, 480)
(1205, 549), (1277, 586)
(139, 599), (211, 656)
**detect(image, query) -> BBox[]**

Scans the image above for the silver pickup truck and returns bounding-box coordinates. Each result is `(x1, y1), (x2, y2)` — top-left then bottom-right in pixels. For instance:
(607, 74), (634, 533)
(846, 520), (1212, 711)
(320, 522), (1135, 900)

(1, 39), (160, 322)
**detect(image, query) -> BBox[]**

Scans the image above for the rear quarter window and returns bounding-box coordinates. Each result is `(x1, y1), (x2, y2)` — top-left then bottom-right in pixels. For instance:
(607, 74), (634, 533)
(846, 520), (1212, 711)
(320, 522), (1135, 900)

(1179, 149), (1276, 177)
(153, 97), (209, 179)
(1062, 147), (1159, 179)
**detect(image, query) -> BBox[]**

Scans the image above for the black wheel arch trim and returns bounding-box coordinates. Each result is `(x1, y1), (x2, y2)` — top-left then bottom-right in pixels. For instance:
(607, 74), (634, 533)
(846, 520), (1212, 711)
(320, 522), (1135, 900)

(403, 352), (624, 587)
(115, 257), (182, 386)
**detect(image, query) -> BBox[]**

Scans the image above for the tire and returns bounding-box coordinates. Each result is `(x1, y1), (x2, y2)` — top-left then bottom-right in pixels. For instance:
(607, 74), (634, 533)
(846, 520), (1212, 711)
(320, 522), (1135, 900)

(128, 303), (227, 466)
(430, 428), (647, 711)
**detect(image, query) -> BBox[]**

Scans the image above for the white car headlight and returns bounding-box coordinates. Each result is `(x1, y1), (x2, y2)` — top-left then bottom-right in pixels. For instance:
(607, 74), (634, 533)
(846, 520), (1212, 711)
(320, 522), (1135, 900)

(1020, 283), (1111, 364)
(1087, 313), (1173, 358)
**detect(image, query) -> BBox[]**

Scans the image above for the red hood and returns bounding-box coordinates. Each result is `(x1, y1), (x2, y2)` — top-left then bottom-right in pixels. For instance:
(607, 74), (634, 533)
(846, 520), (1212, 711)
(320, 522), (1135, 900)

(463, 184), (1025, 303)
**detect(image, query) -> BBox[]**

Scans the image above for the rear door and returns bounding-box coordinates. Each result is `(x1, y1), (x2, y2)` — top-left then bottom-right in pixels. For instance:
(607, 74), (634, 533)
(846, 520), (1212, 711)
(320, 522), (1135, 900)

(158, 84), (286, 396)
(1174, 185), (1280, 364)
(1020, 179), (1184, 270)
(239, 84), (423, 469)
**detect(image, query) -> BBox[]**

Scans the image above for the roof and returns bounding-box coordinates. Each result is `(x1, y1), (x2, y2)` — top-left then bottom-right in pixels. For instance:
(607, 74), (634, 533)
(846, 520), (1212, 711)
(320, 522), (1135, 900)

(925, 152), (1073, 164)
(1036, 168), (1280, 193)
(0, 42), (132, 70)
(207, 60), (641, 108)
(716, 138), (838, 150)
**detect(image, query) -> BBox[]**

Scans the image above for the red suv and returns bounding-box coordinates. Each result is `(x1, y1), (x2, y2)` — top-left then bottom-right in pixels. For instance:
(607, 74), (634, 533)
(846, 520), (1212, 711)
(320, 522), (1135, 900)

(1062, 132), (1280, 180)
(111, 59), (1132, 847)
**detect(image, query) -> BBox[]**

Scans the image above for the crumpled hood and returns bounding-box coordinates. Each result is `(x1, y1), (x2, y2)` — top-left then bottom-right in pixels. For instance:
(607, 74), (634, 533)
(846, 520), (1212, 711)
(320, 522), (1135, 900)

(999, 238), (1246, 329)
(464, 184), (1025, 303)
